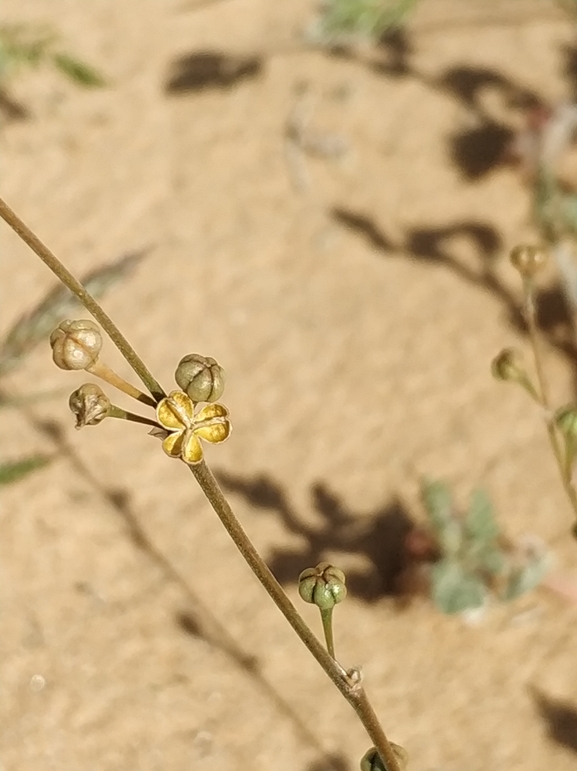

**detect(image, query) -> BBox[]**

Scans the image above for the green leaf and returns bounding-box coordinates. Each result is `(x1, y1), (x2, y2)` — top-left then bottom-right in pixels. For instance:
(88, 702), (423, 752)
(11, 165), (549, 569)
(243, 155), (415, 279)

(473, 545), (506, 576)
(502, 553), (550, 601)
(51, 53), (106, 87)
(465, 488), (499, 547)
(0, 455), (51, 486)
(421, 478), (453, 535)
(431, 558), (486, 614)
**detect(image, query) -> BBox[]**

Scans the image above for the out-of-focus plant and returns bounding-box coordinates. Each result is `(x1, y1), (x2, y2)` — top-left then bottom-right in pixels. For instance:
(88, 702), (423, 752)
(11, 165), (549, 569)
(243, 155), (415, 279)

(410, 479), (550, 616)
(0, 22), (105, 111)
(306, 0), (421, 45)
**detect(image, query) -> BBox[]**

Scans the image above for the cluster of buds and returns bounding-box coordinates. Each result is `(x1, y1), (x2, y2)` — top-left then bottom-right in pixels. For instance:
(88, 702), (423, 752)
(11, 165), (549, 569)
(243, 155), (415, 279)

(50, 318), (231, 465)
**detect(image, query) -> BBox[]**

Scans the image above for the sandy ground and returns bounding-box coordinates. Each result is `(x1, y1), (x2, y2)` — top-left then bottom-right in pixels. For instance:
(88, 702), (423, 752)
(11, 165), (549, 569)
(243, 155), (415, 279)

(3, 1), (577, 769)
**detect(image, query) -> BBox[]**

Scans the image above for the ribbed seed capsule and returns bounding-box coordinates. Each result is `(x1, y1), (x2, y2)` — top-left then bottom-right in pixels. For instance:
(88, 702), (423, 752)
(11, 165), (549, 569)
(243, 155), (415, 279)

(360, 744), (408, 771)
(175, 353), (225, 403)
(69, 383), (111, 428)
(298, 563), (347, 610)
(50, 319), (102, 371)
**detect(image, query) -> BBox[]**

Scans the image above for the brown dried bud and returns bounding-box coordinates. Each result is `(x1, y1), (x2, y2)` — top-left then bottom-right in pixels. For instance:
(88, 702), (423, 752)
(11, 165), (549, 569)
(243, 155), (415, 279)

(69, 383), (111, 428)
(509, 244), (547, 278)
(174, 353), (225, 403)
(50, 319), (102, 371)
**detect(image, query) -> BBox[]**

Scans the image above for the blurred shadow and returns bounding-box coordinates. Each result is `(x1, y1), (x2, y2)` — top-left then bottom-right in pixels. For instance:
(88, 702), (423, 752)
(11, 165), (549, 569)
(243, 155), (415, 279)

(0, 89), (28, 121)
(448, 121), (514, 180)
(331, 206), (577, 393)
(326, 28), (543, 180)
(332, 208), (396, 251)
(28, 419), (336, 761)
(532, 688), (577, 753)
(562, 44), (577, 103)
(165, 51), (263, 94)
(437, 65), (541, 180)
(216, 471), (415, 602)
(373, 27), (414, 77)
(306, 754), (351, 771)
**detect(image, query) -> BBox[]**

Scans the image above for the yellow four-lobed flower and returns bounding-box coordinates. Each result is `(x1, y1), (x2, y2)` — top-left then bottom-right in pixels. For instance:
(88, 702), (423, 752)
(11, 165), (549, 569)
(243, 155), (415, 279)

(156, 390), (231, 465)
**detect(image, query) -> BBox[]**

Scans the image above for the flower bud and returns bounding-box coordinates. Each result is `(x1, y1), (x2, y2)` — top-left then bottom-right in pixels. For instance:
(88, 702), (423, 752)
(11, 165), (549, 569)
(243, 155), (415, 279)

(175, 353), (225, 403)
(509, 244), (547, 278)
(69, 383), (111, 428)
(360, 745), (408, 771)
(491, 348), (526, 384)
(50, 319), (102, 371)
(298, 562), (347, 610)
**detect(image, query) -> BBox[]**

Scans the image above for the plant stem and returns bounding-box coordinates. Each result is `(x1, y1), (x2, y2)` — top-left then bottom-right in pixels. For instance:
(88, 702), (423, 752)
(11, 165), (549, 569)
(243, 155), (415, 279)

(523, 277), (577, 518)
(0, 195), (165, 403)
(189, 460), (402, 771)
(87, 360), (157, 408)
(108, 404), (160, 428)
(320, 607), (336, 659)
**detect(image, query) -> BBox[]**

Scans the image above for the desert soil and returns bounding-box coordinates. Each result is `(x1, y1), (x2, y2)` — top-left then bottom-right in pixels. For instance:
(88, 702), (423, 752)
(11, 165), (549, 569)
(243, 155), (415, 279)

(2, 1), (577, 770)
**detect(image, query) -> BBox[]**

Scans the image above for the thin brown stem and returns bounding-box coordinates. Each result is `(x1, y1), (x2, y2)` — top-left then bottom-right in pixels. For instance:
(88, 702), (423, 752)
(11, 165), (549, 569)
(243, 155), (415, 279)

(0, 195), (165, 403)
(87, 360), (157, 408)
(523, 278), (577, 518)
(189, 460), (402, 771)
(108, 404), (160, 428)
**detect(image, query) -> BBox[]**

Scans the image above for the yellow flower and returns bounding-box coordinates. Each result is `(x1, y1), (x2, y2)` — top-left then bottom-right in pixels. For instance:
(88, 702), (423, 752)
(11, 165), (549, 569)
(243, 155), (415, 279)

(156, 390), (231, 465)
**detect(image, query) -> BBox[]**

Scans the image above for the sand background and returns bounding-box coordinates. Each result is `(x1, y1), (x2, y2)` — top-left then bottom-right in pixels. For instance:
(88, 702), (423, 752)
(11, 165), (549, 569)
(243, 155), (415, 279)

(2, 1), (577, 769)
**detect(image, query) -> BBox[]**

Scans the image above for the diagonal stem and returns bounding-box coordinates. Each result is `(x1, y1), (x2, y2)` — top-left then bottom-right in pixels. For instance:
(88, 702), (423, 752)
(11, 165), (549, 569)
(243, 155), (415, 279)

(189, 460), (402, 771)
(523, 277), (577, 518)
(0, 195), (165, 403)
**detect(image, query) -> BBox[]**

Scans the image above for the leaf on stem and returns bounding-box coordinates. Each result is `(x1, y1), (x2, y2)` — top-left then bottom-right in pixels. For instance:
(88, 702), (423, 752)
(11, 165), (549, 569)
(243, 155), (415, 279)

(431, 558), (486, 614)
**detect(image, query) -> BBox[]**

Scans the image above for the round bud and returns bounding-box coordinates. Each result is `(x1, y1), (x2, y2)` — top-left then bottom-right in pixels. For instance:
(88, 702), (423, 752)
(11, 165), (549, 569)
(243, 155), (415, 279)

(50, 319), (102, 371)
(175, 354), (225, 403)
(360, 745), (408, 771)
(69, 383), (111, 428)
(509, 244), (547, 278)
(298, 562), (347, 610)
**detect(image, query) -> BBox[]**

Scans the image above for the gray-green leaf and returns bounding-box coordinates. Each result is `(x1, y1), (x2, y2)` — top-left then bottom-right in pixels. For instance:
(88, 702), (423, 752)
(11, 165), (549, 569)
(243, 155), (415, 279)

(465, 488), (499, 547)
(502, 553), (550, 601)
(422, 478), (453, 536)
(431, 559), (486, 614)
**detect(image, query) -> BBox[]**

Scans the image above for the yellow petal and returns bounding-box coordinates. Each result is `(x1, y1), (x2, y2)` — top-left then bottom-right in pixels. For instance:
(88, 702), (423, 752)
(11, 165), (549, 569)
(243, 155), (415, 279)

(196, 403), (229, 421)
(156, 390), (194, 429)
(194, 419), (231, 445)
(161, 429), (185, 458)
(181, 430), (204, 464)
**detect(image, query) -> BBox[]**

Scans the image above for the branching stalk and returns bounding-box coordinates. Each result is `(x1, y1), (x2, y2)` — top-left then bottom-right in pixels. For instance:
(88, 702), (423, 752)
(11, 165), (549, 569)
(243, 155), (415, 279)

(523, 277), (577, 518)
(190, 461), (401, 771)
(1, 194), (402, 771)
(0, 195), (165, 403)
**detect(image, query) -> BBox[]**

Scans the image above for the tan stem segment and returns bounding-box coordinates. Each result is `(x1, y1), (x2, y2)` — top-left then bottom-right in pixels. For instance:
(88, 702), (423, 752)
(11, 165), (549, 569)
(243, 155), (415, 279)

(0, 195), (165, 403)
(189, 460), (403, 771)
(86, 360), (156, 408)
